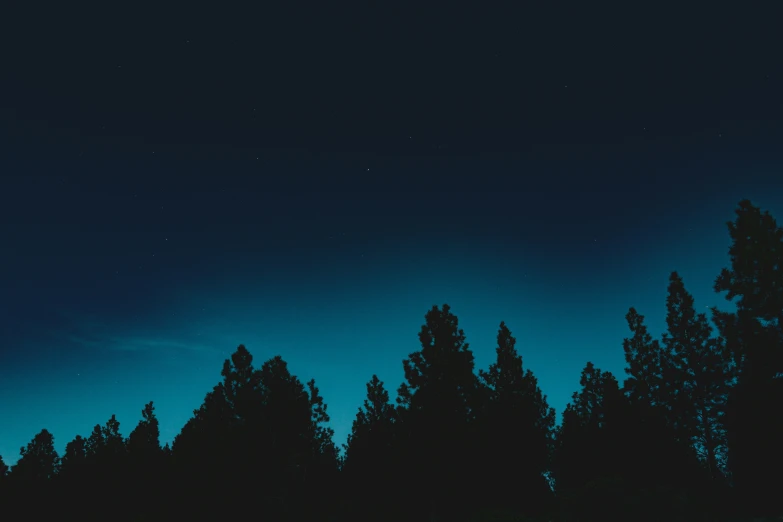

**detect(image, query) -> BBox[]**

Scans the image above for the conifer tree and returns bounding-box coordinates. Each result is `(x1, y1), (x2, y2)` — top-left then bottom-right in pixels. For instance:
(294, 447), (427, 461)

(662, 272), (731, 478)
(477, 321), (555, 518)
(396, 304), (479, 522)
(10, 429), (60, 481)
(622, 307), (667, 407)
(713, 199), (783, 516)
(343, 375), (399, 521)
(60, 435), (86, 481)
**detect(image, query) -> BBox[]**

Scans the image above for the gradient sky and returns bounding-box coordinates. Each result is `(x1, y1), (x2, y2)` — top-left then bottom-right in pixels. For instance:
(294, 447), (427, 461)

(1, 4), (782, 465)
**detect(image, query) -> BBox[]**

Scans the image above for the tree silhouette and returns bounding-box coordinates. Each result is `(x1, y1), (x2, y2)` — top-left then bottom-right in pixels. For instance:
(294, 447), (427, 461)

(58, 434), (89, 519)
(619, 289), (731, 521)
(80, 415), (128, 513)
(9, 429), (59, 482)
(552, 364), (622, 488)
(713, 199), (783, 516)
(126, 401), (165, 520)
(662, 272), (731, 479)
(3, 199), (782, 521)
(5, 429), (60, 518)
(60, 435), (86, 480)
(127, 401), (162, 459)
(622, 307), (667, 408)
(396, 304), (479, 522)
(342, 374), (400, 521)
(552, 362), (634, 521)
(85, 423), (105, 459)
(476, 321), (556, 519)
(171, 380), (235, 520)
(171, 345), (339, 521)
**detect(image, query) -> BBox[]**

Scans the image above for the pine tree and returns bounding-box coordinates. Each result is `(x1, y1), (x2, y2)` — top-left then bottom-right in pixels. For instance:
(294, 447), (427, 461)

(395, 304), (479, 522)
(60, 435), (86, 480)
(343, 375), (398, 521)
(127, 401), (164, 517)
(171, 345), (339, 519)
(620, 305), (709, 519)
(622, 307), (667, 408)
(10, 429), (60, 481)
(127, 401), (162, 458)
(662, 272), (731, 479)
(713, 199), (783, 516)
(84, 423), (105, 460)
(171, 382), (235, 519)
(552, 363), (628, 521)
(477, 321), (555, 518)
(172, 346), (260, 518)
(101, 414), (126, 466)
(82, 415), (127, 506)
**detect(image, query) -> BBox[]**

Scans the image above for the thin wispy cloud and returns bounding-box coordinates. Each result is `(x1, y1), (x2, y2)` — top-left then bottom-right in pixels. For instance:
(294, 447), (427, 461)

(68, 334), (220, 354)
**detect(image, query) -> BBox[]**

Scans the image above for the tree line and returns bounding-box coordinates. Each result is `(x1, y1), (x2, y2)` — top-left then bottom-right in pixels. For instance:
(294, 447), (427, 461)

(1, 199), (781, 522)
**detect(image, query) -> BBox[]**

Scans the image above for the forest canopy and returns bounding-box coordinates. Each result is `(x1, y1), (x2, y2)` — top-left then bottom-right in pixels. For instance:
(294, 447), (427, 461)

(1, 199), (781, 522)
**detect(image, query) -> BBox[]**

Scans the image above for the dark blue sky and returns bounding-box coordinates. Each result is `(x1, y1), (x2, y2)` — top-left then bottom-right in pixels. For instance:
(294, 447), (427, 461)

(1, 3), (782, 464)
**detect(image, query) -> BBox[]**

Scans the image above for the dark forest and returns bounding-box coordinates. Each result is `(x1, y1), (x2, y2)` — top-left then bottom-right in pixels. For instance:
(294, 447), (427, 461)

(2, 198), (782, 521)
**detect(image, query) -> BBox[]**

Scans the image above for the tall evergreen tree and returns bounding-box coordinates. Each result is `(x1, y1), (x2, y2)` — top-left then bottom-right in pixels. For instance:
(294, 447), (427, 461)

(84, 423), (105, 460)
(0, 455), (7, 479)
(662, 272), (731, 478)
(552, 363), (629, 521)
(172, 345), (261, 519)
(171, 345), (339, 520)
(396, 304), (478, 522)
(83, 415), (127, 507)
(58, 434), (88, 519)
(713, 199), (783, 516)
(126, 401), (164, 519)
(622, 307), (667, 407)
(60, 435), (86, 481)
(552, 363), (623, 493)
(303, 378), (341, 519)
(10, 429), (60, 481)
(620, 305), (711, 521)
(476, 321), (556, 518)
(127, 401), (162, 458)
(171, 381), (235, 520)
(101, 414), (126, 470)
(343, 375), (399, 521)
(6, 430), (60, 518)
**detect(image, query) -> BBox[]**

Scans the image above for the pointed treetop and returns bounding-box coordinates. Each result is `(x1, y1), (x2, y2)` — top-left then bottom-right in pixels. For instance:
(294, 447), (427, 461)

(622, 307), (665, 407)
(715, 199), (783, 320)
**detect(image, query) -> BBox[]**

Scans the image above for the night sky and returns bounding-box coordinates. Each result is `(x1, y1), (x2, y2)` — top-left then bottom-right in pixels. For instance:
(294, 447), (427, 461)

(1, 4), (782, 465)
